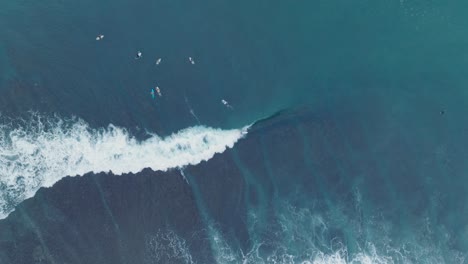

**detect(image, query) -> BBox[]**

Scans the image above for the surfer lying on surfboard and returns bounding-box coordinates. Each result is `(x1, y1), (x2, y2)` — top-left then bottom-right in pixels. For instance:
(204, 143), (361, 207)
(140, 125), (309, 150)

(221, 99), (233, 109)
(135, 51), (142, 59)
(155, 86), (162, 97)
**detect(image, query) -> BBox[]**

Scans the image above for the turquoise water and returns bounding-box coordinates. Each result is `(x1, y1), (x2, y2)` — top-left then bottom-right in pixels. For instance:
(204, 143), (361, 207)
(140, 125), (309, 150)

(2, 0), (468, 131)
(1, 0), (468, 263)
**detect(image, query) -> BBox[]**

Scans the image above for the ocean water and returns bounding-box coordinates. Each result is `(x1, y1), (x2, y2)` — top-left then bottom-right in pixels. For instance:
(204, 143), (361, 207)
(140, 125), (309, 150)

(0, 110), (467, 263)
(1, 0), (468, 263)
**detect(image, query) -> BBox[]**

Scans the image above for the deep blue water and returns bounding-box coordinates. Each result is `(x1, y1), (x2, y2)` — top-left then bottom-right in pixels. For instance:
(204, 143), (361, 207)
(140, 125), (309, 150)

(1, 109), (467, 263)
(1, 0), (468, 263)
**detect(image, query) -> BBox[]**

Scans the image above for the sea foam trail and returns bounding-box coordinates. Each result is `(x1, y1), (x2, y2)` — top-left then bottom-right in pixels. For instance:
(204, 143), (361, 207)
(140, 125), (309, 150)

(0, 115), (248, 219)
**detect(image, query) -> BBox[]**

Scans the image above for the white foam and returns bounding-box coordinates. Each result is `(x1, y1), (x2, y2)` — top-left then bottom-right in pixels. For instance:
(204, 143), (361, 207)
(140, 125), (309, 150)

(144, 229), (194, 264)
(0, 114), (248, 219)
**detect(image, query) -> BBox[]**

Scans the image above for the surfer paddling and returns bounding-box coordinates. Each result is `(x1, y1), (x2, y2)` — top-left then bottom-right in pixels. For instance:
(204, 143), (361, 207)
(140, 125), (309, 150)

(221, 99), (233, 109)
(96, 34), (104, 40)
(188, 57), (195, 64)
(155, 58), (162, 65)
(155, 86), (162, 97)
(135, 51), (142, 59)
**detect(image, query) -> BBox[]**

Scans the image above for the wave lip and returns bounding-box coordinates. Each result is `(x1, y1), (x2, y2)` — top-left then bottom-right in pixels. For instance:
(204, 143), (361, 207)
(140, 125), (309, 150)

(0, 115), (248, 219)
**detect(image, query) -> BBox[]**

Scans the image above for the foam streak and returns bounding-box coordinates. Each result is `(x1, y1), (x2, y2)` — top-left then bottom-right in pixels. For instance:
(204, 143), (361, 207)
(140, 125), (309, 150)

(0, 114), (247, 219)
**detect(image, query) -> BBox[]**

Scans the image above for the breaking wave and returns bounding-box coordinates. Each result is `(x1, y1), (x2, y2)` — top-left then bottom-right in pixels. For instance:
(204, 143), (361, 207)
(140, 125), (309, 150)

(0, 114), (248, 219)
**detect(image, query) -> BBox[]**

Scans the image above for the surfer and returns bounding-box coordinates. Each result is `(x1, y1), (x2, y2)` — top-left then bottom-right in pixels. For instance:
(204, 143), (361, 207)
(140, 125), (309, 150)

(135, 51), (142, 59)
(221, 99), (233, 109)
(188, 57), (195, 64)
(155, 58), (162, 65)
(155, 86), (162, 97)
(96, 34), (104, 40)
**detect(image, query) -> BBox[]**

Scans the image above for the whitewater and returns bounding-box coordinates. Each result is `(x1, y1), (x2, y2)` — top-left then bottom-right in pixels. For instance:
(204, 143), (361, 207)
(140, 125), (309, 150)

(0, 114), (248, 219)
